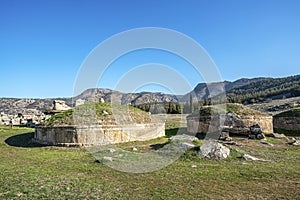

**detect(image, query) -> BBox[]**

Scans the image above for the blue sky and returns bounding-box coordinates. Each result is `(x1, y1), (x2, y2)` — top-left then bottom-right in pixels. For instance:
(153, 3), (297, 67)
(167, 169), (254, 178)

(1, 0), (300, 98)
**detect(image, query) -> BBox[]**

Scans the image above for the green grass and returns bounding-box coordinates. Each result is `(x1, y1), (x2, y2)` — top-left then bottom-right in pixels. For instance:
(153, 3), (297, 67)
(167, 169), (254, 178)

(43, 102), (151, 126)
(191, 103), (268, 117)
(0, 124), (300, 199)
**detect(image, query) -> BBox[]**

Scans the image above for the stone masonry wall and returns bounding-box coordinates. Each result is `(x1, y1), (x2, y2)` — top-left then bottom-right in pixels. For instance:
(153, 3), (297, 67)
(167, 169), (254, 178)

(241, 115), (273, 134)
(187, 114), (273, 134)
(273, 117), (300, 131)
(34, 123), (165, 146)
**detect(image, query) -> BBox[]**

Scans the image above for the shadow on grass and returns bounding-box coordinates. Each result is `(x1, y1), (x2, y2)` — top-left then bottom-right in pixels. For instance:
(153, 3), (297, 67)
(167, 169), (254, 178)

(150, 143), (168, 150)
(5, 132), (46, 148)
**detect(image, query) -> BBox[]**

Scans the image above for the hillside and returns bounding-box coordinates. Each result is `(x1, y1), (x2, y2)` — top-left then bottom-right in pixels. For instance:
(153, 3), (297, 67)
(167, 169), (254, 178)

(1, 74), (299, 116)
(180, 77), (269, 101)
(274, 107), (300, 117)
(226, 74), (300, 104)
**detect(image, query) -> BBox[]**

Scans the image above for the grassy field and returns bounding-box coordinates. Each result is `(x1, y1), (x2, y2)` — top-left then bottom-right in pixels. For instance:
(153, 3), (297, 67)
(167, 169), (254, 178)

(0, 123), (300, 199)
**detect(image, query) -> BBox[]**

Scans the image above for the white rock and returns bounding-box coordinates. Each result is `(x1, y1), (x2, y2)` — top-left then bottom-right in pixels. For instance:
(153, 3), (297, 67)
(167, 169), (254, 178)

(178, 142), (196, 149)
(103, 110), (109, 115)
(108, 148), (116, 153)
(242, 154), (271, 162)
(170, 134), (198, 142)
(199, 140), (230, 160)
(292, 140), (300, 146)
(53, 100), (71, 111)
(132, 147), (138, 151)
(103, 156), (113, 162)
(260, 141), (274, 147)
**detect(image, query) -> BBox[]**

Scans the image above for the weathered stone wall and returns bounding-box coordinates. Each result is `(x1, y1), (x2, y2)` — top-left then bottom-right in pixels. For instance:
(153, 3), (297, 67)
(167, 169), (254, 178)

(187, 114), (273, 134)
(241, 115), (273, 134)
(34, 123), (165, 146)
(273, 117), (300, 131)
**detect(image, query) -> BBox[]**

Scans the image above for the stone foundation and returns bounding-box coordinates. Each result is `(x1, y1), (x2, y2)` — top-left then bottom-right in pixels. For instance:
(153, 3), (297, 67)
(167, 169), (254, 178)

(187, 114), (273, 135)
(34, 123), (165, 146)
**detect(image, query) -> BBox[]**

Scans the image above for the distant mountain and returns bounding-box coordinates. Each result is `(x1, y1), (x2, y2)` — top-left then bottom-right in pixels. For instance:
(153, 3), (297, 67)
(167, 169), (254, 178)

(180, 77), (269, 101)
(1, 75), (299, 115)
(73, 88), (179, 105)
(225, 74), (300, 104)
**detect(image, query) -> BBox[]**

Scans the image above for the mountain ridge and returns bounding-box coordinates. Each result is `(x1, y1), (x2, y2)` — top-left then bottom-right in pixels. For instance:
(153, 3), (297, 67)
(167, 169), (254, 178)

(0, 74), (299, 115)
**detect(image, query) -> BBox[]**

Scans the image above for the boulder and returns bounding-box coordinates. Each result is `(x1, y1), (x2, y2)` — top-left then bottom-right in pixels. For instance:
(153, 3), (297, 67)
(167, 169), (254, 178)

(260, 141), (274, 146)
(292, 140), (300, 146)
(250, 124), (262, 134)
(170, 134), (198, 142)
(178, 142), (196, 150)
(199, 140), (230, 160)
(256, 133), (265, 140)
(242, 154), (271, 162)
(53, 100), (71, 111)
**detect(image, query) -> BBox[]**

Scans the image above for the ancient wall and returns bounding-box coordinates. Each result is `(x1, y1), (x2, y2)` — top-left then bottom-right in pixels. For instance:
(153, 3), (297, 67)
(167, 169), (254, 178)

(241, 115), (273, 134)
(187, 114), (273, 134)
(34, 123), (165, 146)
(273, 117), (300, 131)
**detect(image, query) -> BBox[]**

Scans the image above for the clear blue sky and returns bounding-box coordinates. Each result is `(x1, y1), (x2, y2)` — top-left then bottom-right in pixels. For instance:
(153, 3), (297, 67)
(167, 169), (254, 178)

(1, 0), (300, 98)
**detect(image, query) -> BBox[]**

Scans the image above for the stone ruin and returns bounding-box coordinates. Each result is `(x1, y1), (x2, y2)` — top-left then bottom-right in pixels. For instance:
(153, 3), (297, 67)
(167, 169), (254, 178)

(34, 102), (165, 146)
(273, 108), (300, 132)
(34, 123), (165, 146)
(187, 105), (273, 139)
(0, 111), (50, 127)
(53, 100), (71, 111)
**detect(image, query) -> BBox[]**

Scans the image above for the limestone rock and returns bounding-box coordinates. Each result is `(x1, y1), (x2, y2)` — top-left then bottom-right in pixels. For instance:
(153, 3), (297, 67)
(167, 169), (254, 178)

(178, 142), (196, 150)
(242, 154), (271, 162)
(269, 133), (287, 139)
(292, 140), (300, 146)
(199, 140), (230, 160)
(260, 141), (274, 146)
(132, 147), (138, 151)
(170, 134), (198, 142)
(53, 100), (71, 111)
